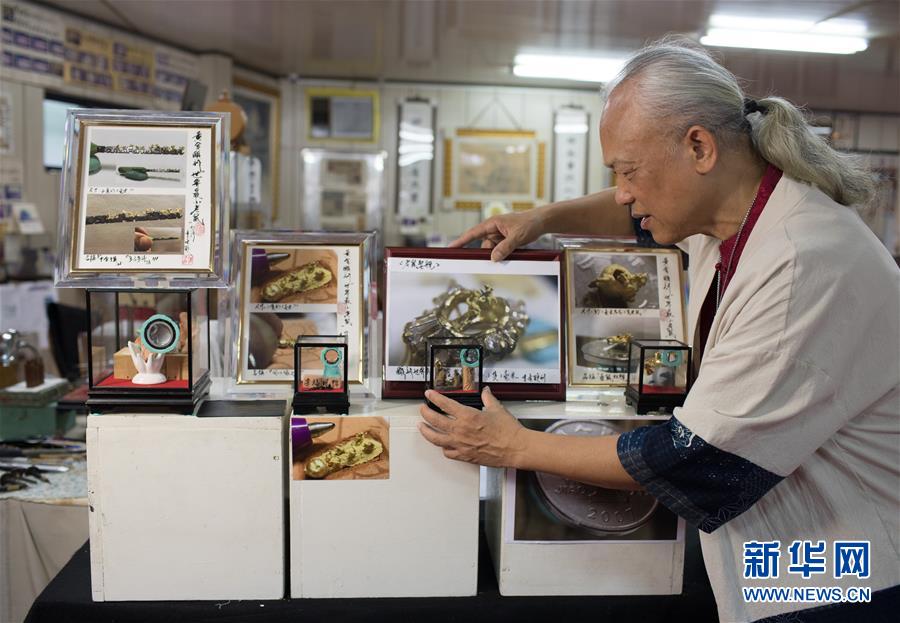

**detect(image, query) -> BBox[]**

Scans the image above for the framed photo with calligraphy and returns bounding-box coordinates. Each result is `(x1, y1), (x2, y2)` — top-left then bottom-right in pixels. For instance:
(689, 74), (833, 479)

(227, 231), (377, 394)
(55, 110), (229, 287)
(562, 246), (686, 388)
(383, 248), (565, 400)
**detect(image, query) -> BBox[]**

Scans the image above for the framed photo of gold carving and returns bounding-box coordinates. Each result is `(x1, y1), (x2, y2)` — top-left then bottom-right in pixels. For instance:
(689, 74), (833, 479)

(383, 247), (564, 400)
(228, 231), (377, 393)
(562, 245), (686, 388)
(56, 110), (229, 287)
(444, 129), (545, 212)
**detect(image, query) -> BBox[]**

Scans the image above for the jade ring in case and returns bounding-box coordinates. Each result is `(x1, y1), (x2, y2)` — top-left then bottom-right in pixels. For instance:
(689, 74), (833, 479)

(139, 314), (180, 354)
(402, 282), (529, 363)
(320, 347), (343, 378)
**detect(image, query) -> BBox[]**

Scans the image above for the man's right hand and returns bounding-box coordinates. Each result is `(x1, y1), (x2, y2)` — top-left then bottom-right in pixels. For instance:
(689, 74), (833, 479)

(448, 209), (547, 262)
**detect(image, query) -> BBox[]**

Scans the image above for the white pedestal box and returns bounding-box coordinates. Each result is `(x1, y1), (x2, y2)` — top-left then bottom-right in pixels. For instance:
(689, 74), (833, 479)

(87, 411), (285, 601)
(289, 401), (480, 598)
(485, 400), (686, 596)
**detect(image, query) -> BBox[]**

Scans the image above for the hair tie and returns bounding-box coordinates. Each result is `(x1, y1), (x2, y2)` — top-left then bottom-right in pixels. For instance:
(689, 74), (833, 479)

(743, 97), (767, 116)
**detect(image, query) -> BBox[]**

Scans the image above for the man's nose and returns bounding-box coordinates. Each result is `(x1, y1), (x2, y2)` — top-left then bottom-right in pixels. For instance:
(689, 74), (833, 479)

(614, 185), (634, 207)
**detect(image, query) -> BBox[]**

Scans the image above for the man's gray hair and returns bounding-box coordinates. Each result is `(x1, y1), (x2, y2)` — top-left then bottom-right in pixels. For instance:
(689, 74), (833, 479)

(604, 38), (875, 207)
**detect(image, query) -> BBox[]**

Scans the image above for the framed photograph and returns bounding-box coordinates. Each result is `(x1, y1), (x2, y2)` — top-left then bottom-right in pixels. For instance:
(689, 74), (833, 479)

(563, 246), (686, 387)
(291, 416), (389, 481)
(56, 110), (229, 287)
(306, 87), (379, 143)
(444, 129), (545, 212)
(233, 77), (281, 222)
(507, 418), (679, 542)
(228, 231), (376, 393)
(300, 149), (386, 233)
(383, 248), (564, 400)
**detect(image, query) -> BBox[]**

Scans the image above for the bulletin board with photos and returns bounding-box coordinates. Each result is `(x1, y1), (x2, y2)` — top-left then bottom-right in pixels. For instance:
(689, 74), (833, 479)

(228, 231), (376, 391)
(55, 110), (230, 287)
(562, 245), (686, 387)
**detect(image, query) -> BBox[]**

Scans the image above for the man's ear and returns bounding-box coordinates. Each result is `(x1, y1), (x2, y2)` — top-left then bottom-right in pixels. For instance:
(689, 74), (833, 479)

(683, 125), (717, 174)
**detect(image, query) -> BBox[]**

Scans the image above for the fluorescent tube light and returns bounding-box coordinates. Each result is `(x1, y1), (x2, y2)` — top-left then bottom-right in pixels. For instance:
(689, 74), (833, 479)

(702, 14), (869, 54)
(513, 53), (626, 83)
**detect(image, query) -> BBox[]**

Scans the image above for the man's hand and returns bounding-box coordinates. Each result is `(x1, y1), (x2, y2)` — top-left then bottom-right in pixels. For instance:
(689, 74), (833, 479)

(417, 386), (530, 467)
(448, 210), (547, 262)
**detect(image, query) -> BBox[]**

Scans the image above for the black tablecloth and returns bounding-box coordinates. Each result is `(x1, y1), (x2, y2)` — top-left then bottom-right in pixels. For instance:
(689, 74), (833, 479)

(26, 522), (718, 623)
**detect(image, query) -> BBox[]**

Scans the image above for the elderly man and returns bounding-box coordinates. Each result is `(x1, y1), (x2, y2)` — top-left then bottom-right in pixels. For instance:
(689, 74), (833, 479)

(418, 40), (899, 622)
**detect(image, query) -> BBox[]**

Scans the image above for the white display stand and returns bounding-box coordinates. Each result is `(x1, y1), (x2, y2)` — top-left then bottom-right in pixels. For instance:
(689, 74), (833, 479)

(87, 411), (285, 601)
(484, 394), (686, 596)
(290, 400), (480, 598)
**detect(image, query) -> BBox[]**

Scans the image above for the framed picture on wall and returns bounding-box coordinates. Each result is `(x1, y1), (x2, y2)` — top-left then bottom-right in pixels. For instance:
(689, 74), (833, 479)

(300, 149), (386, 234)
(444, 128), (546, 212)
(383, 247), (565, 400)
(56, 110), (229, 287)
(228, 231), (377, 394)
(562, 245), (686, 387)
(306, 87), (379, 143)
(233, 77), (281, 222)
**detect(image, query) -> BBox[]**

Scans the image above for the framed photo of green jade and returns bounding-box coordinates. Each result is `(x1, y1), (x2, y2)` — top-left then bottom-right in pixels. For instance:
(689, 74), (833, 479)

(56, 111), (228, 284)
(564, 247), (686, 387)
(383, 248), (565, 400)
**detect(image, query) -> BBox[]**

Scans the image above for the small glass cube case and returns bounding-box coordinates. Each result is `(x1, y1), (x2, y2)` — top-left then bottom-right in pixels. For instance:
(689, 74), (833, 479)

(427, 337), (484, 411)
(293, 335), (350, 415)
(625, 339), (692, 415)
(85, 288), (210, 413)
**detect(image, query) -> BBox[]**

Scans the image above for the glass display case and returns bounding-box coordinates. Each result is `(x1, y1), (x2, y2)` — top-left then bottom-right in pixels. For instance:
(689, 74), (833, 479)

(85, 288), (210, 413)
(625, 339), (692, 414)
(293, 334), (349, 415)
(427, 337), (484, 411)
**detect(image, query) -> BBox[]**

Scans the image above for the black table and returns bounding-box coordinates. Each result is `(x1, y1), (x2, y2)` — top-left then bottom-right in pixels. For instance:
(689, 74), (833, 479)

(26, 522), (718, 623)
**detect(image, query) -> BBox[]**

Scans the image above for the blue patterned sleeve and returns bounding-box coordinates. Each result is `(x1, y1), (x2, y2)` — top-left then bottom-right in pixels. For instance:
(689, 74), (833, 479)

(616, 417), (784, 533)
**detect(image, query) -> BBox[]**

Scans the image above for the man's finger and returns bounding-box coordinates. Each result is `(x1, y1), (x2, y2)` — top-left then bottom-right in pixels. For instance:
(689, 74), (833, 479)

(480, 239), (495, 249)
(443, 447), (462, 461)
(425, 390), (477, 418)
(481, 385), (502, 409)
(490, 238), (515, 262)
(417, 421), (454, 448)
(448, 221), (496, 248)
(419, 402), (455, 432)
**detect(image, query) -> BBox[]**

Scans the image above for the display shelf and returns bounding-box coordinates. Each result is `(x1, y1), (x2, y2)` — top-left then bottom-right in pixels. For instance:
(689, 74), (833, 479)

(289, 401), (480, 598)
(87, 408), (285, 601)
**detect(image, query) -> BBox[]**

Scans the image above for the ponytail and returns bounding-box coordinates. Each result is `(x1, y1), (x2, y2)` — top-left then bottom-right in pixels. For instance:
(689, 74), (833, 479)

(750, 97), (875, 206)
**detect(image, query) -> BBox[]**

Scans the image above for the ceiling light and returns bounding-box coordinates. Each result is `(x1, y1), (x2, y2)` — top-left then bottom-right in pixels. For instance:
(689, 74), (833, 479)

(702, 14), (868, 54)
(513, 53), (626, 83)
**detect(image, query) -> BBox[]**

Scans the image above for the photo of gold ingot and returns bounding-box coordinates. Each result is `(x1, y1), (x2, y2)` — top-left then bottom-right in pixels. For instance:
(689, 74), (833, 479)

(304, 432), (384, 479)
(262, 261), (333, 302)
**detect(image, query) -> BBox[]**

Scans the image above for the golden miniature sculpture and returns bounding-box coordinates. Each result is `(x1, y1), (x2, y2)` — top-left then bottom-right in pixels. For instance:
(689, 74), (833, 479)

(403, 282), (529, 364)
(582, 264), (648, 308)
